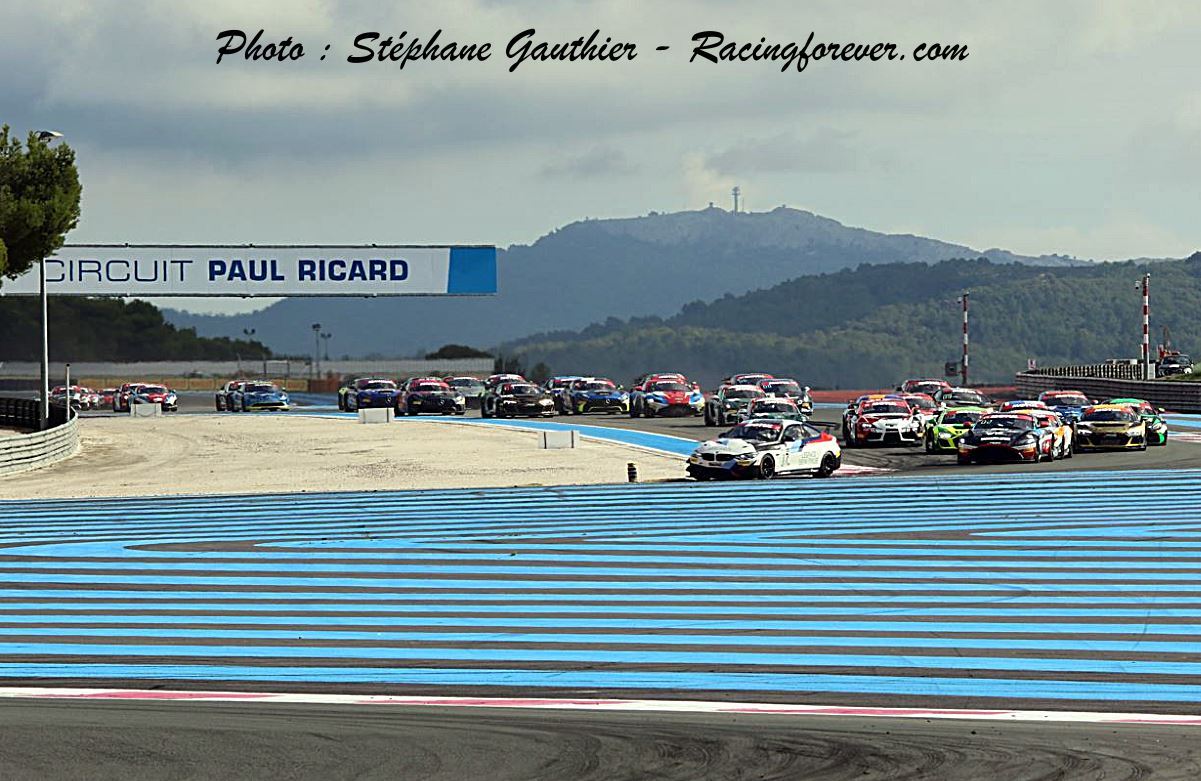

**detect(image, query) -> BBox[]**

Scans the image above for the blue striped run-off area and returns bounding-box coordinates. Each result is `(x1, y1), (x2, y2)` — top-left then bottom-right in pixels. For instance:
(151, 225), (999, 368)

(0, 468), (1200, 709)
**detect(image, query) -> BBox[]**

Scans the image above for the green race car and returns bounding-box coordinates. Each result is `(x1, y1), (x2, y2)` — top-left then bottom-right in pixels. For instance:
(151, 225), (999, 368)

(1103, 398), (1168, 446)
(924, 406), (988, 453)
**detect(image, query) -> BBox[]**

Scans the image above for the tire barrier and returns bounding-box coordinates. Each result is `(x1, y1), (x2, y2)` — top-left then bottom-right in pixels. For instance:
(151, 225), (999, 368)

(1015, 371), (1201, 412)
(0, 398), (79, 477)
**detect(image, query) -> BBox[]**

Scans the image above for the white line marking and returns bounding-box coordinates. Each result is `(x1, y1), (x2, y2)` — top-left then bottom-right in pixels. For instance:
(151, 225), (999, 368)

(0, 687), (1196, 725)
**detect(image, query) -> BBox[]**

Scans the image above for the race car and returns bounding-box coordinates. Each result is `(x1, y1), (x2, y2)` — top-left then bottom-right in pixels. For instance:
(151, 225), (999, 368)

(899, 378), (951, 396)
(1033, 410), (1074, 459)
(1073, 404), (1147, 452)
(544, 375), (584, 414)
(216, 379), (247, 411)
(445, 376), (486, 408)
(720, 372), (774, 388)
(1037, 390), (1091, 423)
(998, 399), (1049, 413)
(336, 376), (369, 411)
(112, 382), (146, 413)
(739, 397), (806, 422)
(841, 393), (890, 434)
(687, 418), (841, 480)
(398, 377), (466, 415)
(631, 375), (705, 418)
(100, 388), (117, 408)
(1101, 398), (1167, 446)
(957, 412), (1054, 464)
(704, 384), (766, 426)
(757, 378), (813, 416)
(346, 378), (400, 412)
(898, 393), (938, 427)
(564, 377), (628, 415)
(130, 384), (178, 412)
(934, 387), (993, 411)
(484, 373), (528, 392)
(230, 381), (290, 412)
(481, 381), (556, 418)
(923, 406), (987, 453)
(843, 398), (922, 447)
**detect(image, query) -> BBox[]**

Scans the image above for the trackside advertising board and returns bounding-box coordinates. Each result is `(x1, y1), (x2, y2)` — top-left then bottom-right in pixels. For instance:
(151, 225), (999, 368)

(0, 245), (497, 297)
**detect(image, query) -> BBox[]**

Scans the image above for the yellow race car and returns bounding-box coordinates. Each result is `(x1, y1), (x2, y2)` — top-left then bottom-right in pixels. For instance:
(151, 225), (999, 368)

(1073, 404), (1147, 452)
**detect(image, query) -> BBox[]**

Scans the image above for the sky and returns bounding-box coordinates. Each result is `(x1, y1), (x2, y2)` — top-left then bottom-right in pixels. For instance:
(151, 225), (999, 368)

(2, 1), (1200, 313)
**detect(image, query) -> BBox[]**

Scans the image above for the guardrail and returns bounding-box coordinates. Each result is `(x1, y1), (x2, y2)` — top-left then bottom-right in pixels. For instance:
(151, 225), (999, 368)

(1024, 362), (1148, 380)
(1014, 371), (1201, 412)
(0, 399), (79, 476)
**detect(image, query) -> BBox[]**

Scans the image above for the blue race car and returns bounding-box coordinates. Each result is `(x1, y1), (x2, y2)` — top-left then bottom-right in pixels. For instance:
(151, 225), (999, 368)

(564, 377), (629, 415)
(1037, 390), (1091, 424)
(346, 378), (399, 411)
(232, 381), (290, 412)
(544, 375), (584, 414)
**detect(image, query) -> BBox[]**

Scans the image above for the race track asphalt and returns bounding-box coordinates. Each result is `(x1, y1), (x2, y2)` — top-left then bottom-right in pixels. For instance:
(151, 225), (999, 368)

(3, 700), (1198, 781)
(36, 393), (1201, 779)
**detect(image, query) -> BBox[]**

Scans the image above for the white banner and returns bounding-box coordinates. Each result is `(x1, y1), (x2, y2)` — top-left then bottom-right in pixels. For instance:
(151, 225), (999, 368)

(0, 245), (497, 296)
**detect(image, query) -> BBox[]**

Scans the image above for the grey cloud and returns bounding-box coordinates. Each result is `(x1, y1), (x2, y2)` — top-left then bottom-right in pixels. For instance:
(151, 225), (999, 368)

(704, 129), (860, 176)
(539, 147), (636, 178)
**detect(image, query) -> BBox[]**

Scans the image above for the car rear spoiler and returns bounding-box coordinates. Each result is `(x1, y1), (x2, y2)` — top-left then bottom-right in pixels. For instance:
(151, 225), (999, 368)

(807, 421), (838, 429)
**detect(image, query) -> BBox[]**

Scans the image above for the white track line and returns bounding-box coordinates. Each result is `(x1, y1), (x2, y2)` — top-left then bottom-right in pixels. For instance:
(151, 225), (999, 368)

(1, 688), (1197, 725)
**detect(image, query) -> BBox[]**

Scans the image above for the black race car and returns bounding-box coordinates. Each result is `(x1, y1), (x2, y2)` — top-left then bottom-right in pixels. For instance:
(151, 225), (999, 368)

(398, 377), (467, 416)
(481, 381), (556, 418)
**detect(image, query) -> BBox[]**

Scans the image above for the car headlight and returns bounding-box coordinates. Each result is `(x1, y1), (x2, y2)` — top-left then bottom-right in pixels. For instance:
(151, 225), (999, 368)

(734, 453), (757, 463)
(1015, 433), (1037, 445)
(938, 431), (952, 439)
(1127, 426), (1143, 435)
(454, 394), (465, 403)
(540, 398), (553, 405)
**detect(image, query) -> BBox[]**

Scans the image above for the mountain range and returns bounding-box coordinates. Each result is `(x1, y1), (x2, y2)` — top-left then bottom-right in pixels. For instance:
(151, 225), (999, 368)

(164, 206), (1087, 357)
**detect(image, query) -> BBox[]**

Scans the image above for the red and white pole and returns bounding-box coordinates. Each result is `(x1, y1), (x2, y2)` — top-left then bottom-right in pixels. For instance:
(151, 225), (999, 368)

(1142, 272), (1151, 379)
(961, 291), (969, 387)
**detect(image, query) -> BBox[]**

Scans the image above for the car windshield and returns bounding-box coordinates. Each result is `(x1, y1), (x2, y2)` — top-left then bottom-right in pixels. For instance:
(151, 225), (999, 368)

(506, 384), (540, 395)
(943, 411), (982, 425)
(864, 403), (908, 415)
(906, 397), (937, 410)
(724, 421), (783, 443)
(725, 388), (763, 399)
(652, 382), (688, 392)
(911, 382), (945, 394)
(584, 381), (616, 391)
(978, 416), (1033, 430)
(245, 384), (275, 393)
(1084, 409), (1138, 422)
(763, 381), (801, 393)
(364, 381), (396, 390)
(753, 401), (796, 412)
(448, 379), (483, 390)
(946, 391), (986, 404)
(412, 382), (446, 391)
(1044, 394), (1089, 407)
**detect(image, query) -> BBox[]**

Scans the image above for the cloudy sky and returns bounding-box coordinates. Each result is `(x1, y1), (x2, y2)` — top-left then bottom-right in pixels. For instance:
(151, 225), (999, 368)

(3, 1), (1199, 312)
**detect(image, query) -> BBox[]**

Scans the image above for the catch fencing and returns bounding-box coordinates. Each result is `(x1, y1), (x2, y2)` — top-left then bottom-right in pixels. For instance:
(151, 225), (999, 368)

(1014, 371), (1201, 412)
(0, 399), (80, 476)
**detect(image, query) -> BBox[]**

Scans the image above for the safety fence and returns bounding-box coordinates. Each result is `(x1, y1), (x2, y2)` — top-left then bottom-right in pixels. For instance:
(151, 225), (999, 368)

(0, 398), (79, 476)
(1014, 371), (1201, 412)
(1024, 362), (1147, 380)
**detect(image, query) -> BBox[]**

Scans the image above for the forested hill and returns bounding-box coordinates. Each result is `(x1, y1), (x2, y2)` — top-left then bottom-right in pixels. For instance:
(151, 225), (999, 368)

(499, 255), (1201, 388)
(0, 297), (270, 361)
(164, 206), (1084, 356)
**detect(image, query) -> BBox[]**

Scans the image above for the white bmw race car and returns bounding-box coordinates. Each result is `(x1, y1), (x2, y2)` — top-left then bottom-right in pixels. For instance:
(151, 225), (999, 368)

(687, 419), (842, 480)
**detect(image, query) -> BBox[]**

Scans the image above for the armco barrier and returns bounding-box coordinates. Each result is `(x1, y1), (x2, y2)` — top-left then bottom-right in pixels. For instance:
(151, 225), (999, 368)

(1014, 371), (1201, 412)
(0, 404), (80, 476)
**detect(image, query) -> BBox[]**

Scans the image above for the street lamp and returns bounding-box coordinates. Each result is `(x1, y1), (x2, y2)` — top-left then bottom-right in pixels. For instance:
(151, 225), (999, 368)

(311, 323), (322, 379)
(36, 130), (65, 429)
(321, 332), (332, 362)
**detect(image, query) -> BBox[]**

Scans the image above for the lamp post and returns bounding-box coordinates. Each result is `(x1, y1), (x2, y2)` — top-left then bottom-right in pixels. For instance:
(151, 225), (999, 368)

(321, 332), (331, 362)
(311, 323), (322, 379)
(243, 328), (257, 374)
(35, 130), (64, 430)
(1139, 272), (1151, 380)
(960, 291), (970, 387)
